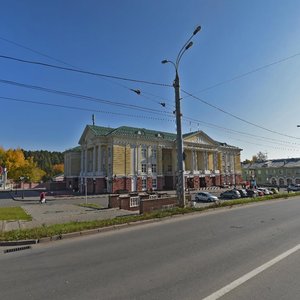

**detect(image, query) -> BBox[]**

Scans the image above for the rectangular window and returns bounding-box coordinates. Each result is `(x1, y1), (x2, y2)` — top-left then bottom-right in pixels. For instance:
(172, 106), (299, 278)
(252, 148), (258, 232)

(167, 165), (172, 172)
(152, 178), (157, 189)
(152, 164), (157, 173)
(142, 178), (147, 190)
(141, 148), (147, 159)
(141, 163), (147, 173)
(152, 149), (157, 159)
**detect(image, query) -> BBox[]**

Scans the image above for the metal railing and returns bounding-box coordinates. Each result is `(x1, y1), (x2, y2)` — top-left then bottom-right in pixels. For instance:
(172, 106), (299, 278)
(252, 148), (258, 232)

(130, 196), (140, 207)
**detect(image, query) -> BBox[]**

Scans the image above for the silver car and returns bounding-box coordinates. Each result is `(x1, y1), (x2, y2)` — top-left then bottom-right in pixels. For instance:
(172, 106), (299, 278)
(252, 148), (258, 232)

(195, 192), (219, 202)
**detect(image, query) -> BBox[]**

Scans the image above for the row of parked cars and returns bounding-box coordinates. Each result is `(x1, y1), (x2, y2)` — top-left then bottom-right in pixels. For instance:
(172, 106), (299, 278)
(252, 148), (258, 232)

(194, 187), (278, 202)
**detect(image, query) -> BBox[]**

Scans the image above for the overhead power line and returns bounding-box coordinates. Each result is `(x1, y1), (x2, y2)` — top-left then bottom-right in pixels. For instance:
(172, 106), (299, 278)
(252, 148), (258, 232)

(182, 89), (300, 140)
(0, 54), (172, 88)
(0, 96), (175, 123)
(182, 51), (300, 97)
(3, 94), (300, 153)
(2, 77), (300, 149)
(183, 116), (300, 148)
(0, 36), (172, 107)
(0, 78), (174, 116)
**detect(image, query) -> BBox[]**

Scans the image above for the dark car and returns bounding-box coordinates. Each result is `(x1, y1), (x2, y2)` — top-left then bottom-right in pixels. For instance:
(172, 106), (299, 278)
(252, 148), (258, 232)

(246, 189), (258, 197)
(287, 184), (300, 192)
(220, 190), (241, 199)
(237, 189), (248, 197)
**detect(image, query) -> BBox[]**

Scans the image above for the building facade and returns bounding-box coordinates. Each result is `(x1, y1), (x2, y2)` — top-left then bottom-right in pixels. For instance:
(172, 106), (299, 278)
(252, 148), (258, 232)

(65, 125), (242, 193)
(242, 158), (300, 187)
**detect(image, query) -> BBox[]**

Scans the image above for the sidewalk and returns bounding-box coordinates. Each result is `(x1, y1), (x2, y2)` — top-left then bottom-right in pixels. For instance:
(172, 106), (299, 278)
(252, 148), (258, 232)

(1, 194), (138, 232)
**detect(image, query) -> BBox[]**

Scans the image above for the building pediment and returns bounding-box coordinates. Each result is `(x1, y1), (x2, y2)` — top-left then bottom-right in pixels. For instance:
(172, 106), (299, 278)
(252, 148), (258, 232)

(183, 131), (217, 146)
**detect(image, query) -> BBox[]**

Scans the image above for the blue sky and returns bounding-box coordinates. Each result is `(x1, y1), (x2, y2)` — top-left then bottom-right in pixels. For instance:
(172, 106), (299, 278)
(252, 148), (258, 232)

(1, 0), (300, 161)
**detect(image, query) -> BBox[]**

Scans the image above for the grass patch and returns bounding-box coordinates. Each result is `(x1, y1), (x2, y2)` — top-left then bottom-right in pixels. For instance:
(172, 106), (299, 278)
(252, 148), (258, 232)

(77, 203), (103, 209)
(1, 192), (300, 241)
(0, 207), (32, 221)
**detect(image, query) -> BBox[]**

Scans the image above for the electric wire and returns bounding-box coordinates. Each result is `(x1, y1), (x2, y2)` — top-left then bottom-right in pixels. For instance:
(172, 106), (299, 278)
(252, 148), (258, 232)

(182, 89), (300, 140)
(0, 78), (174, 116)
(0, 54), (172, 87)
(183, 116), (300, 147)
(0, 96), (176, 123)
(2, 91), (300, 153)
(2, 53), (298, 139)
(181, 51), (300, 97)
(0, 36), (172, 106)
(2, 76), (300, 149)
(2, 39), (300, 142)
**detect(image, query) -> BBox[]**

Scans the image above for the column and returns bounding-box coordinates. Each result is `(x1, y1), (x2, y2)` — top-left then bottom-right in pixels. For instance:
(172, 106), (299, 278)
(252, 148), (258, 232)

(98, 144), (102, 173)
(84, 148), (88, 174)
(80, 148), (84, 176)
(204, 151), (208, 170)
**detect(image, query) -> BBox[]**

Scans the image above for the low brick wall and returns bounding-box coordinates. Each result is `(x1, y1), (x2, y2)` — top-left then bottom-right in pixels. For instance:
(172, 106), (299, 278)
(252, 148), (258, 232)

(109, 193), (189, 214)
(140, 197), (178, 214)
(108, 194), (120, 208)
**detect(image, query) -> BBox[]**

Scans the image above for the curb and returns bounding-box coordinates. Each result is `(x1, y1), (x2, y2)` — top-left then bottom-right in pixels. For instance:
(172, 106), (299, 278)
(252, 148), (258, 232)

(1, 216), (174, 246)
(38, 218), (165, 244)
(0, 239), (39, 247)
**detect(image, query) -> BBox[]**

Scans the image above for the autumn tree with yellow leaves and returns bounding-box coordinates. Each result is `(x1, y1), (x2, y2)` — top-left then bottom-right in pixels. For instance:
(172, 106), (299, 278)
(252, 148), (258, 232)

(0, 147), (46, 182)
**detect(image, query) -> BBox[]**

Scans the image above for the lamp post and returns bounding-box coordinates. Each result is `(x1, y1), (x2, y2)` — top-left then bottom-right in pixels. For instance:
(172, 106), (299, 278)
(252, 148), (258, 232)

(162, 25), (201, 207)
(19, 176), (25, 199)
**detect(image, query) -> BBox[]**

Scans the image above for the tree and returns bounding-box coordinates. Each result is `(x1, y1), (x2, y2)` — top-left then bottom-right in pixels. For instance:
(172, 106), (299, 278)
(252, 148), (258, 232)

(252, 151), (268, 162)
(0, 147), (46, 182)
(52, 163), (64, 175)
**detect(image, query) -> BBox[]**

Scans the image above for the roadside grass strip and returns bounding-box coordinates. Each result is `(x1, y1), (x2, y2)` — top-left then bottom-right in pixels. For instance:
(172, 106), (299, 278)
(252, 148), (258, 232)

(1, 192), (300, 241)
(0, 207), (32, 221)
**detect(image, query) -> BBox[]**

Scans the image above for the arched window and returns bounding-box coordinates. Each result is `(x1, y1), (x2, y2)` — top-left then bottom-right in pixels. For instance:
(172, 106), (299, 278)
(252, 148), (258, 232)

(271, 178), (277, 185)
(279, 178), (284, 186)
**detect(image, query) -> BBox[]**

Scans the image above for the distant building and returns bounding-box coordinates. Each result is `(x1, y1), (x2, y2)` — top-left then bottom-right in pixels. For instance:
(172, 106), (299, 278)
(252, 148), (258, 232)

(64, 125), (242, 193)
(242, 158), (300, 187)
(64, 146), (81, 191)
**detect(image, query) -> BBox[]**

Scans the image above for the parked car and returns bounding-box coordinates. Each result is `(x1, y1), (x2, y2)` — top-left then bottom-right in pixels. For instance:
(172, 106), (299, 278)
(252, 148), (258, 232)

(220, 190), (241, 199)
(287, 184), (300, 192)
(255, 189), (264, 196)
(270, 187), (279, 194)
(246, 189), (258, 197)
(237, 189), (248, 197)
(195, 192), (218, 202)
(257, 187), (272, 195)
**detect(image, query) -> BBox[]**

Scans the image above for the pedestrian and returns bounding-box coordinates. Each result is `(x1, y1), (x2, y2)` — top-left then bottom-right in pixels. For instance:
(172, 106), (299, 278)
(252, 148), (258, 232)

(39, 191), (46, 204)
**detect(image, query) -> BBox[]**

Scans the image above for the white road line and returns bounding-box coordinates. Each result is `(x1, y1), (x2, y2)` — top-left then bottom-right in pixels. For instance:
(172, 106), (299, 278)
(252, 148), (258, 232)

(202, 243), (300, 300)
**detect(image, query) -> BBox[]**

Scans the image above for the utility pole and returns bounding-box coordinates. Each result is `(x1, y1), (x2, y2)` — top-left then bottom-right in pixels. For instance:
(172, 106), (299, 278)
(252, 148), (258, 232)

(162, 25), (201, 207)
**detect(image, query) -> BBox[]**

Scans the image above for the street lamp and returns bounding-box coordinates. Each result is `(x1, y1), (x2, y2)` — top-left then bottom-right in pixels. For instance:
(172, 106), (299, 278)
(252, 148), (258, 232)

(19, 176), (25, 199)
(162, 25), (201, 207)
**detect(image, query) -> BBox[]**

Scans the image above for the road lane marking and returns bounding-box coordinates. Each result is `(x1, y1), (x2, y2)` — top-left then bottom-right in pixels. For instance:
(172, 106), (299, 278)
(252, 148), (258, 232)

(202, 243), (300, 300)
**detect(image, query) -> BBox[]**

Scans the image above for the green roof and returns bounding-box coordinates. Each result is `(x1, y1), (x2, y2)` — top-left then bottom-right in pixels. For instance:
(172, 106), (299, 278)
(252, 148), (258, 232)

(87, 125), (114, 136)
(64, 146), (81, 153)
(87, 125), (176, 141)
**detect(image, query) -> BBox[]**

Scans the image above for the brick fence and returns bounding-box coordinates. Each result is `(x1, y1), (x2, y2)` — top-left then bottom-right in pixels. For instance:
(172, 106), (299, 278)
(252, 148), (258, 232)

(109, 193), (188, 214)
(140, 197), (178, 214)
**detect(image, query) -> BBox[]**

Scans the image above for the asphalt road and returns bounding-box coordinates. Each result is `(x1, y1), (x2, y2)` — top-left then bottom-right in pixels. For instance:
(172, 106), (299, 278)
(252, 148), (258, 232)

(1, 196), (300, 299)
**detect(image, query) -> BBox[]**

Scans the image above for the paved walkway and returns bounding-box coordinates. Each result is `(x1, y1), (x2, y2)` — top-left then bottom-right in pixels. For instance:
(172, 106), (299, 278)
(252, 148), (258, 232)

(0, 194), (138, 232)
